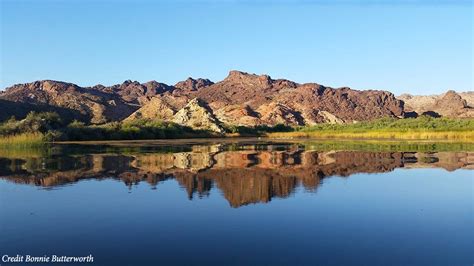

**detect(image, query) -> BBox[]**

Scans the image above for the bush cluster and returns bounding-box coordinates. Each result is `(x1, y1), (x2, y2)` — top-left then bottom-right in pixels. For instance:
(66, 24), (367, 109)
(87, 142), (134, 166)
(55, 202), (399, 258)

(0, 112), (214, 141)
(0, 112), (64, 137)
(224, 124), (293, 135)
(63, 119), (212, 141)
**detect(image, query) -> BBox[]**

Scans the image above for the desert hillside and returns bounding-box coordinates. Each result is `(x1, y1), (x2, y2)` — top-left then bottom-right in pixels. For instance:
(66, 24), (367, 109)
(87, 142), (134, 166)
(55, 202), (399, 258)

(1, 70), (471, 132)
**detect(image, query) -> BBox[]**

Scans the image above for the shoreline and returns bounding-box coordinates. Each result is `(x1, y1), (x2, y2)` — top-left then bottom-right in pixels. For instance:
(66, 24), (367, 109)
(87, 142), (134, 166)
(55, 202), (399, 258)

(1, 132), (473, 148)
(53, 135), (473, 145)
(1, 137), (473, 157)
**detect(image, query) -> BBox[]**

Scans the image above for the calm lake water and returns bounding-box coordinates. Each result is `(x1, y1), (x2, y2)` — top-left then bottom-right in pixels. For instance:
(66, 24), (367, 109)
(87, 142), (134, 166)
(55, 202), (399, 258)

(0, 139), (473, 266)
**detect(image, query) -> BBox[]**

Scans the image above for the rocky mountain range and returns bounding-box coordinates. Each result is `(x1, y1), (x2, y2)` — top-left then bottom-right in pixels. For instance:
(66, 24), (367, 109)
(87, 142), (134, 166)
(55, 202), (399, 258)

(0, 70), (471, 132)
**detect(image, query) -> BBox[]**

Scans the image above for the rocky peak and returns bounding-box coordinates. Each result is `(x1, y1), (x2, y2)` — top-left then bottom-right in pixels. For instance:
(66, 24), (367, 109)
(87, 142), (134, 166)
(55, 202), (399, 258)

(33, 80), (77, 91)
(91, 84), (106, 90)
(106, 80), (173, 104)
(226, 70), (249, 79)
(143, 81), (173, 94)
(444, 90), (457, 96)
(437, 90), (467, 109)
(122, 80), (139, 85)
(224, 70), (272, 87)
(257, 102), (304, 125)
(174, 77), (214, 91)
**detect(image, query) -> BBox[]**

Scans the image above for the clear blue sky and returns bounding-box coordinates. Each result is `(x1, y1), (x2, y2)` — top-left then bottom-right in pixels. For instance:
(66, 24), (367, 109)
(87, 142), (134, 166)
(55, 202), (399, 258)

(1, 0), (472, 95)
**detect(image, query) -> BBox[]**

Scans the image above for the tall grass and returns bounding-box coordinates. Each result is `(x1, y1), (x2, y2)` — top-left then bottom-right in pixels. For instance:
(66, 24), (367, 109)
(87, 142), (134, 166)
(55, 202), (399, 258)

(0, 133), (46, 148)
(268, 130), (474, 141)
(268, 117), (474, 141)
(298, 116), (474, 132)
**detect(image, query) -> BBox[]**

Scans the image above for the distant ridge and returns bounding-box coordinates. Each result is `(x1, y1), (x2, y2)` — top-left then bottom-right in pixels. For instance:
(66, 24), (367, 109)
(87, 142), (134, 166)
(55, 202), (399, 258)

(398, 91), (474, 118)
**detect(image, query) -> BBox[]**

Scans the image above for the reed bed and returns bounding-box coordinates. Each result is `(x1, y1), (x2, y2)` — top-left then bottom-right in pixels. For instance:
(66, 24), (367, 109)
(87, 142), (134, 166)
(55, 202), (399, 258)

(267, 117), (474, 141)
(0, 133), (46, 148)
(267, 130), (474, 141)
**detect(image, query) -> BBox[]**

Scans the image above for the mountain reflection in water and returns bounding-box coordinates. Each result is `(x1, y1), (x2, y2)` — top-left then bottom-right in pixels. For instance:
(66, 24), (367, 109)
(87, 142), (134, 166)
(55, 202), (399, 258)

(0, 143), (472, 208)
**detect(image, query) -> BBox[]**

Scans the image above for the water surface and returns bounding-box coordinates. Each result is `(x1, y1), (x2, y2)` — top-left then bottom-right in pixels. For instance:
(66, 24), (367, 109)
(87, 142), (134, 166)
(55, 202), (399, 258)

(0, 140), (472, 265)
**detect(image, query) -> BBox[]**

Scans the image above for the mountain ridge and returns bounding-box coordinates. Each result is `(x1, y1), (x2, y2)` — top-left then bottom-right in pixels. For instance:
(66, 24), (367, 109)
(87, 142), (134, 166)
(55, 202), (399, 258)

(1, 70), (471, 133)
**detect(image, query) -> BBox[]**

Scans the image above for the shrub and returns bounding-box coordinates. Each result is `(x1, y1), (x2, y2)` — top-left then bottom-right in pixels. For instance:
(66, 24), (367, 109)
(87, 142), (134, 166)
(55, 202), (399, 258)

(0, 111), (64, 136)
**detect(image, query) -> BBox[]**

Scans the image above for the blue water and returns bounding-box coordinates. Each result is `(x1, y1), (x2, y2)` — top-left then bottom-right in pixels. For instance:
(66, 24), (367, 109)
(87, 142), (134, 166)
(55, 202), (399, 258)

(0, 144), (473, 265)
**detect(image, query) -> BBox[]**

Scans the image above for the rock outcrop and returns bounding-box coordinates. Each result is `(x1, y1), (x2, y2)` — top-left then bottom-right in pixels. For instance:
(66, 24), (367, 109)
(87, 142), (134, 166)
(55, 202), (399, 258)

(124, 96), (176, 122)
(318, 111), (345, 124)
(214, 104), (261, 127)
(257, 102), (304, 126)
(174, 78), (214, 93)
(172, 98), (224, 133)
(459, 92), (474, 107)
(399, 90), (474, 118)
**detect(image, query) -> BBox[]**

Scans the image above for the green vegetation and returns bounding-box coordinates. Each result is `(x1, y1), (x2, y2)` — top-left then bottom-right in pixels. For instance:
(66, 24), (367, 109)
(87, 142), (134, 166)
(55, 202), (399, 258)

(298, 116), (473, 132)
(224, 124), (293, 136)
(0, 133), (46, 148)
(268, 117), (474, 141)
(0, 112), (473, 146)
(0, 112), (215, 146)
(0, 112), (63, 147)
(63, 119), (213, 141)
(0, 112), (63, 137)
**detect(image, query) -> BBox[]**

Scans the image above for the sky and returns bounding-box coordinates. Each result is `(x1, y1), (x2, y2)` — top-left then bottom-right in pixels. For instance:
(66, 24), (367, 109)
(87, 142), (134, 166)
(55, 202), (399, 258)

(0, 0), (472, 95)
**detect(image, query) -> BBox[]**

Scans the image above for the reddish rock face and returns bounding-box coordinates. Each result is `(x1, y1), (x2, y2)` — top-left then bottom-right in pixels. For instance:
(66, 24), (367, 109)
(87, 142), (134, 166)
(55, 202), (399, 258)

(0, 70), (406, 125)
(174, 78), (214, 92)
(0, 80), (137, 123)
(188, 71), (404, 124)
(104, 80), (174, 104)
